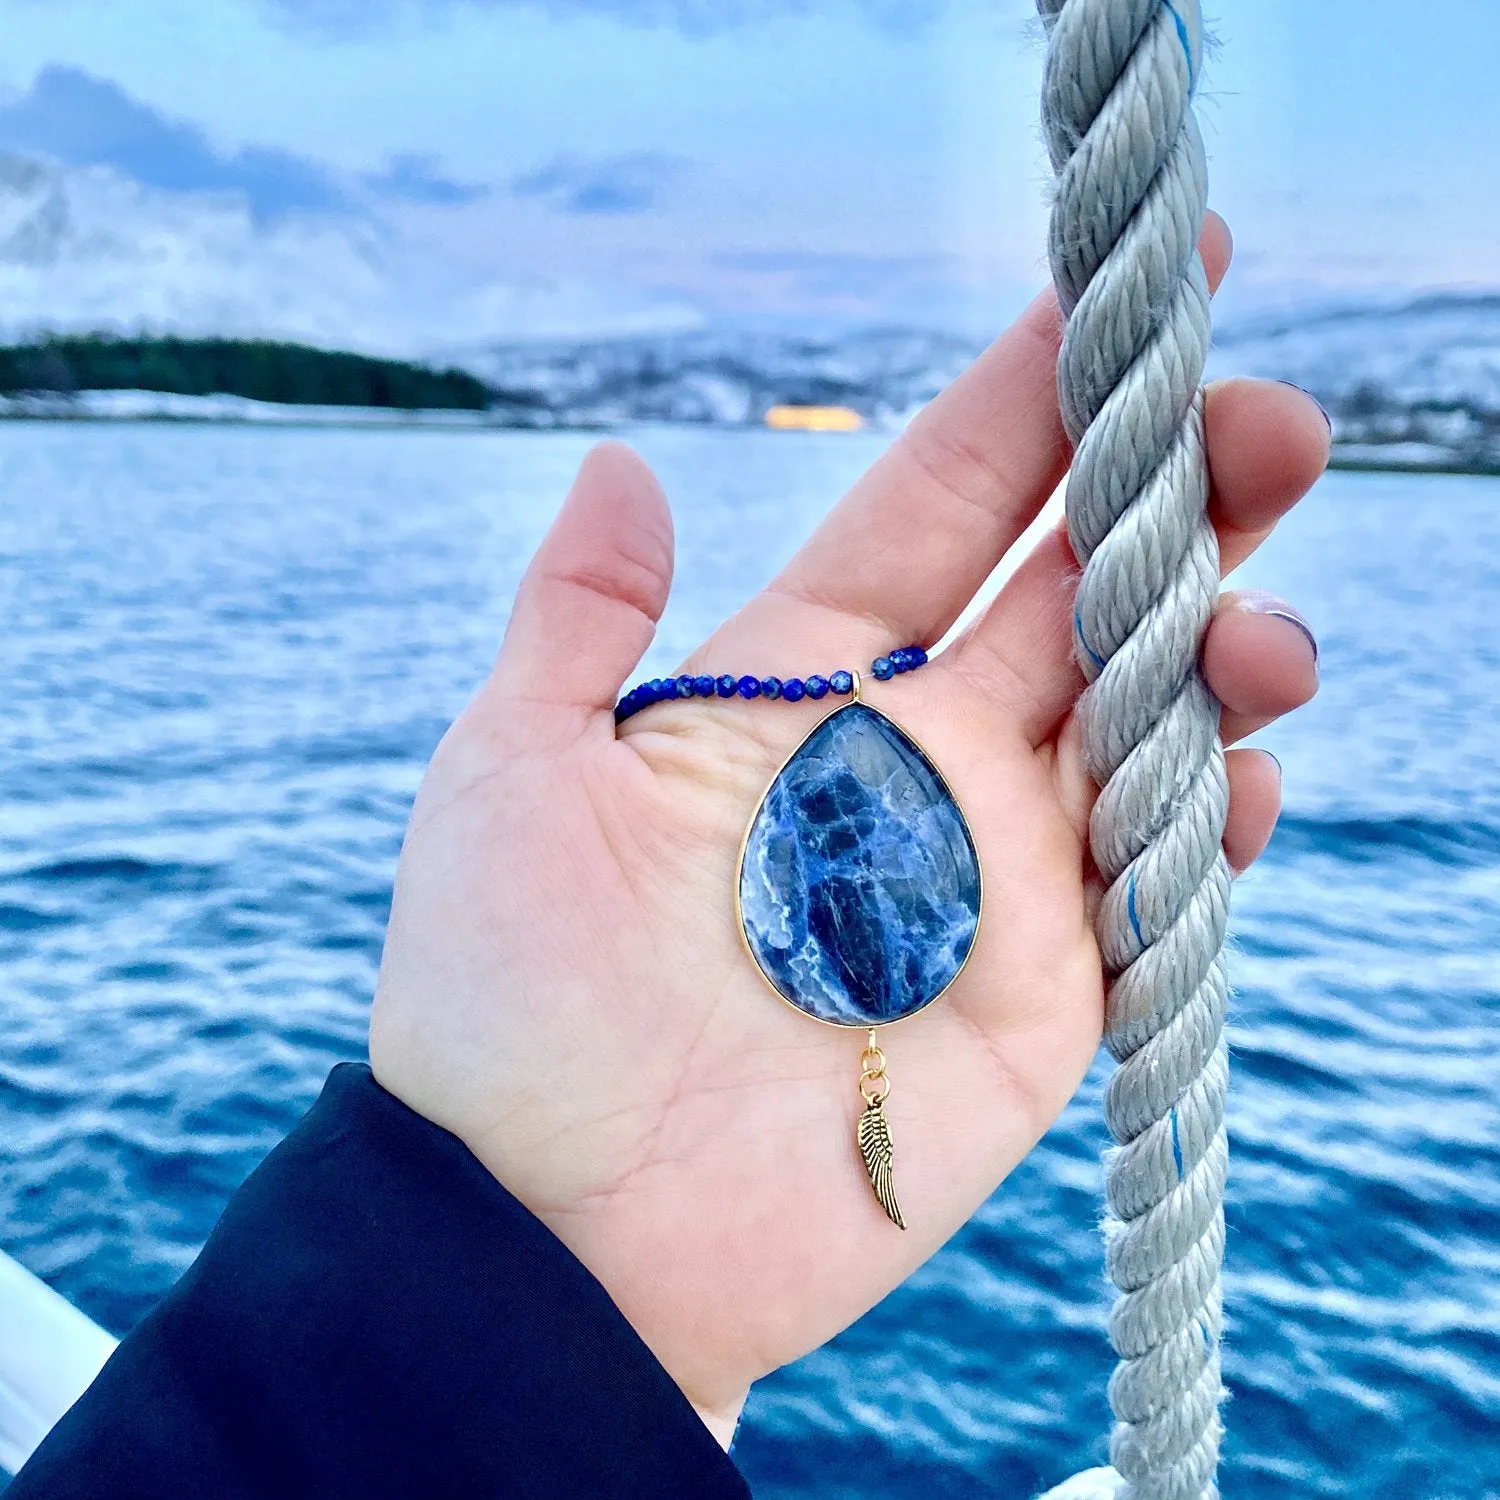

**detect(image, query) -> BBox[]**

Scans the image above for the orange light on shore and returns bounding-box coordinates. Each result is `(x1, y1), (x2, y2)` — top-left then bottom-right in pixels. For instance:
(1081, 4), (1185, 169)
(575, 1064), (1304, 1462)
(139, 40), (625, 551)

(764, 404), (863, 432)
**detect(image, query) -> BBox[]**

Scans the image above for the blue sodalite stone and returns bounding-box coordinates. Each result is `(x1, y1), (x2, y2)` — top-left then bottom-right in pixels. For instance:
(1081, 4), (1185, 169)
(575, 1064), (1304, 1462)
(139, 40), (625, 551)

(738, 703), (980, 1026)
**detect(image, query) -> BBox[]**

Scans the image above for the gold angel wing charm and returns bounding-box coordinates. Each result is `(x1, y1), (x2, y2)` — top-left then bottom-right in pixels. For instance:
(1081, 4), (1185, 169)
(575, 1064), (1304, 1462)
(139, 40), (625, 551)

(857, 1099), (906, 1230)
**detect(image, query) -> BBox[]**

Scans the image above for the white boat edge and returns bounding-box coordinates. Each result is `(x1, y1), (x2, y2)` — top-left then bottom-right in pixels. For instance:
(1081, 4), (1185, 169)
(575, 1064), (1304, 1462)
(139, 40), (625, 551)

(0, 1249), (117, 1477)
(1036, 1467), (1122, 1499)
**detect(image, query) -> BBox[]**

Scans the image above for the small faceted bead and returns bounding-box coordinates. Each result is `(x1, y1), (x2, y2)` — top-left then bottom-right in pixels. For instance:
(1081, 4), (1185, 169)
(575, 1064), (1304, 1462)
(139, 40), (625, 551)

(716, 674), (737, 698)
(906, 645), (929, 668)
(829, 670), (853, 695)
(693, 674), (716, 697)
(889, 649), (911, 672)
(871, 656), (895, 681)
(782, 678), (806, 702)
(804, 674), (829, 700)
(676, 675), (696, 698)
(737, 675), (761, 699)
(761, 676), (783, 700)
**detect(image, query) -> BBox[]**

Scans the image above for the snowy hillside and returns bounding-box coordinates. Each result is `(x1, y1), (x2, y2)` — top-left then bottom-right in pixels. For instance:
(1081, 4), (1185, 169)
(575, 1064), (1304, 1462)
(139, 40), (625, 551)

(453, 295), (1500, 469)
(449, 329), (980, 428)
(0, 151), (691, 355)
(1206, 294), (1500, 472)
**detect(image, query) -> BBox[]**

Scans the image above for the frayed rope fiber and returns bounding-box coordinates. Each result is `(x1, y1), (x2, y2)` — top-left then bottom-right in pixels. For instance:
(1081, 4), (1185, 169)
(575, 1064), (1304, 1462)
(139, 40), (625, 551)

(1036, 3), (1229, 1498)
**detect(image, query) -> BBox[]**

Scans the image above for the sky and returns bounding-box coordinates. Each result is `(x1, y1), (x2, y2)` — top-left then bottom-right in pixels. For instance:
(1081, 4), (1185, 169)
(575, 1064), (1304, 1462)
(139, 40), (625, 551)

(0, 0), (1495, 351)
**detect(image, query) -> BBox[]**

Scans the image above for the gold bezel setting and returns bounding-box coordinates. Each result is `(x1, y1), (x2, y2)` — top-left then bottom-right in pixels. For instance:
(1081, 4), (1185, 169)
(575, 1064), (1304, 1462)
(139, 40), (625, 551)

(733, 684), (983, 1033)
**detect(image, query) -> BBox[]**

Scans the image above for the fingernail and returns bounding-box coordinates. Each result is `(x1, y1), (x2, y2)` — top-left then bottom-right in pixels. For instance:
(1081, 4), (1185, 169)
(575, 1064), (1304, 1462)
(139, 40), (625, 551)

(1275, 379), (1333, 435)
(1262, 749), (1282, 779)
(1238, 591), (1319, 667)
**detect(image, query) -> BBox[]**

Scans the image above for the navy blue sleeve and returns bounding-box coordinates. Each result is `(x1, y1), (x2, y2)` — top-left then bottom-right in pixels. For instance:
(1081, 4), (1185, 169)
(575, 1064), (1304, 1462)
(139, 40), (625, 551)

(9, 1063), (751, 1500)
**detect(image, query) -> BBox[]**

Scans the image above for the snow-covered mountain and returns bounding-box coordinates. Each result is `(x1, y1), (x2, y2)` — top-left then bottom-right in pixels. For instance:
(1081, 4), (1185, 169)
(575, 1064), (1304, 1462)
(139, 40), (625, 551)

(1207, 294), (1500, 472)
(451, 295), (1500, 469)
(0, 151), (694, 355)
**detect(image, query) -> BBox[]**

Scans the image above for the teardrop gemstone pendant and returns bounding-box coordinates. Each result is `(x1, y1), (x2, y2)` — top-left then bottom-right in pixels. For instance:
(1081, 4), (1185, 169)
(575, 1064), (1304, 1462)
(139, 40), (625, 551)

(737, 696), (981, 1225)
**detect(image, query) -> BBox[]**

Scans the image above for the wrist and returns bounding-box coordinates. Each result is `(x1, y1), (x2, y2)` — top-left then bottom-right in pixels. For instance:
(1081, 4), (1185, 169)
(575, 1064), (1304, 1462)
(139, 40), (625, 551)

(690, 1388), (750, 1452)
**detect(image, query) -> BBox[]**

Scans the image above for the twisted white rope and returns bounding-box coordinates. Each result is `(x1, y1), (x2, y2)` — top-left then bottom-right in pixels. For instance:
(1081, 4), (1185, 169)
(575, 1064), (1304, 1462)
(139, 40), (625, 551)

(1035, 4), (1228, 1497)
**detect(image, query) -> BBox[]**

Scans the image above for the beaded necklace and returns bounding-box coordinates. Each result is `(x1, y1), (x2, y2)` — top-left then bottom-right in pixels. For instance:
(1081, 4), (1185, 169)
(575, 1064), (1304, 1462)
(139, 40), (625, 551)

(615, 644), (929, 721)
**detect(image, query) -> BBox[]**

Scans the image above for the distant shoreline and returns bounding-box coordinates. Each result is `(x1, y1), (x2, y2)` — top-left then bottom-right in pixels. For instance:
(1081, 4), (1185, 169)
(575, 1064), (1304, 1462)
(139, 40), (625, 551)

(2, 400), (1497, 478)
(1327, 454), (1500, 478)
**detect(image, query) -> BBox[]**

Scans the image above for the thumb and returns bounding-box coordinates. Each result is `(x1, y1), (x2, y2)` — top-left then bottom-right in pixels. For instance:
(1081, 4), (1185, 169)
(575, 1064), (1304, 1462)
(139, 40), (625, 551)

(484, 441), (673, 741)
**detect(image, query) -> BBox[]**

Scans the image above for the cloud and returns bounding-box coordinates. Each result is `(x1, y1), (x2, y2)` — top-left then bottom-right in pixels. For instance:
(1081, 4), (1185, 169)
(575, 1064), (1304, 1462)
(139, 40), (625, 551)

(0, 66), (348, 218)
(511, 151), (686, 215)
(365, 153), (487, 206)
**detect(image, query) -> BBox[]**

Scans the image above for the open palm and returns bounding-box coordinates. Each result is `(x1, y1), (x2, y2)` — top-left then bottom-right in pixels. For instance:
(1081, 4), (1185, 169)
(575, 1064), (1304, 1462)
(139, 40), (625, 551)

(370, 222), (1326, 1442)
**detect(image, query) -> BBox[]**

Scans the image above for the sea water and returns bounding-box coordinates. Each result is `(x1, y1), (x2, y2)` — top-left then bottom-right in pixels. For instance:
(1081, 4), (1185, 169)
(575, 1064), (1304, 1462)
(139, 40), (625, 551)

(0, 422), (1496, 1497)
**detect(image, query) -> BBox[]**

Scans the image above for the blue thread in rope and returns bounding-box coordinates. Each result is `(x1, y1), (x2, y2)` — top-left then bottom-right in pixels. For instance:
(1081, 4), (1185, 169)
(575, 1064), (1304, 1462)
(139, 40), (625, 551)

(1164, 1), (1196, 93)
(1126, 869), (1144, 948)
(1169, 1107), (1183, 1180)
(1074, 606), (1107, 670)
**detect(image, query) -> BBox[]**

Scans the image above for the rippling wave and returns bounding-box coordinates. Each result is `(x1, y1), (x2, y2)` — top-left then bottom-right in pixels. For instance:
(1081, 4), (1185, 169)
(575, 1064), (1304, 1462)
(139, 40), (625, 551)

(0, 427), (1496, 1496)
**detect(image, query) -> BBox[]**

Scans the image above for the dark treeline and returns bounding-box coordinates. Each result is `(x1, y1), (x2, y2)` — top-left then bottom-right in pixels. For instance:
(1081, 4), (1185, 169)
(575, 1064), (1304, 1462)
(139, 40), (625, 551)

(0, 335), (491, 410)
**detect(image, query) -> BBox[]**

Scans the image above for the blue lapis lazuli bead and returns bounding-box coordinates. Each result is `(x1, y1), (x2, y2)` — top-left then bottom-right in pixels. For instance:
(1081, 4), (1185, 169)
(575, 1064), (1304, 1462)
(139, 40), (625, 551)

(829, 670), (853, 695)
(716, 674), (737, 698)
(907, 645), (929, 667)
(804, 674), (829, 700)
(782, 678), (806, 702)
(762, 676), (783, 700)
(676, 675), (696, 698)
(739, 702), (980, 1026)
(871, 656), (895, 681)
(889, 649), (911, 672)
(693, 675), (716, 697)
(737, 675), (761, 699)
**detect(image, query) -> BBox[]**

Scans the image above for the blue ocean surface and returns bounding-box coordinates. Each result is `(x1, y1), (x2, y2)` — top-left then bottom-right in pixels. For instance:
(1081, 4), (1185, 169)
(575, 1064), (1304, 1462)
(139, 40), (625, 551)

(0, 422), (1496, 1497)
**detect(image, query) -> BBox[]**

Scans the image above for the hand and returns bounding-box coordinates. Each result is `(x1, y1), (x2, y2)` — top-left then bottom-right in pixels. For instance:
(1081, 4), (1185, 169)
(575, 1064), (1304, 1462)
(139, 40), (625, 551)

(369, 215), (1326, 1444)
